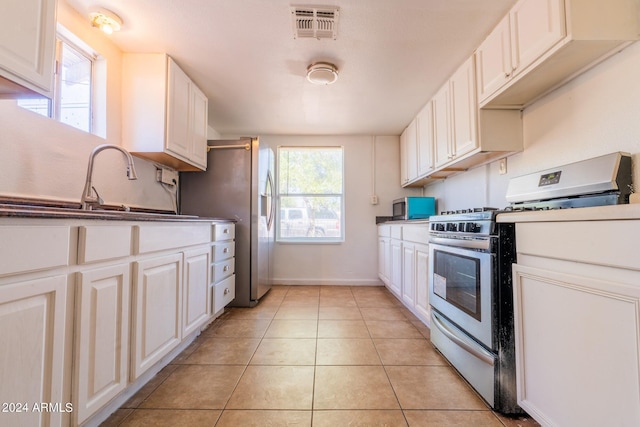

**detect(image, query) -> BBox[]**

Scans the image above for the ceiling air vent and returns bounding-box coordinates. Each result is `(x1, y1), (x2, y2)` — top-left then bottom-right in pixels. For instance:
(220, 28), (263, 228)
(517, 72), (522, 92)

(291, 6), (339, 39)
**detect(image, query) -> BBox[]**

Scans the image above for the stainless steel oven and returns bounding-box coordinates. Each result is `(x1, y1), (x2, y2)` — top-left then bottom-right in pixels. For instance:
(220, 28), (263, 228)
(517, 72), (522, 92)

(428, 209), (520, 414)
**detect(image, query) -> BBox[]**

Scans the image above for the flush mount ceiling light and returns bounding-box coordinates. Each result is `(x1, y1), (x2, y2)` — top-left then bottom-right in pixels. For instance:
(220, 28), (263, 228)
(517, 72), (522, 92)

(306, 62), (339, 85)
(89, 8), (123, 35)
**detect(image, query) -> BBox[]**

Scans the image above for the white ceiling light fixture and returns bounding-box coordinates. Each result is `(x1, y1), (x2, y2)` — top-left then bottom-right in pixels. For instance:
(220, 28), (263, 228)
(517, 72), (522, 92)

(306, 62), (339, 85)
(89, 8), (123, 35)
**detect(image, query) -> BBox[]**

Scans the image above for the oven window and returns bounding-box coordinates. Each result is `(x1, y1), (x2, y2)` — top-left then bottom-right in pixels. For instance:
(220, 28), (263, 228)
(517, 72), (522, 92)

(433, 249), (481, 321)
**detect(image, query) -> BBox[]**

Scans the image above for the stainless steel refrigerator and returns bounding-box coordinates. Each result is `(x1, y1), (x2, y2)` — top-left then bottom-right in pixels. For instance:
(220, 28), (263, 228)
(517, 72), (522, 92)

(180, 137), (274, 307)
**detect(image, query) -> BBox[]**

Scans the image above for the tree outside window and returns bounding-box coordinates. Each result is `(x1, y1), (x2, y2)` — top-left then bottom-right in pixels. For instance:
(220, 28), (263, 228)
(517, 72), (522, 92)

(277, 146), (344, 242)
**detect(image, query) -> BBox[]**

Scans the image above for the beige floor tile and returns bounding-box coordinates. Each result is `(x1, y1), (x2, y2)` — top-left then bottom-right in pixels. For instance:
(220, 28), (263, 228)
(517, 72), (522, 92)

(360, 307), (408, 320)
(119, 409), (221, 426)
(139, 365), (245, 409)
(184, 337), (260, 365)
(208, 318), (272, 337)
(318, 319), (371, 338)
(223, 306), (278, 320)
(122, 364), (178, 408)
(274, 306), (319, 319)
(316, 338), (381, 365)
(280, 296), (320, 307)
(216, 410), (311, 426)
(314, 366), (400, 410)
(226, 365), (315, 409)
(319, 295), (358, 307)
(168, 338), (202, 364)
(365, 320), (424, 339)
(320, 286), (354, 296)
(319, 306), (363, 320)
(313, 410), (408, 426)
(250, 338), (317, 365)
(386, 366), (487, 410)
(354, 295), (398, 308)
(404, 410), (502, 426)
(374, 338), (448, 366)
(99, 408), (134, 427)
(264, 319), (318, 338)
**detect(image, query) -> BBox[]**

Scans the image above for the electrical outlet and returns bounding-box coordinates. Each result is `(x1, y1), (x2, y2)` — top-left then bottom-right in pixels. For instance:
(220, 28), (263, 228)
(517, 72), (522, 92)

(157, 168), (178, 186)
(498, 158), (507, 175)
(370, 195), (379, 205)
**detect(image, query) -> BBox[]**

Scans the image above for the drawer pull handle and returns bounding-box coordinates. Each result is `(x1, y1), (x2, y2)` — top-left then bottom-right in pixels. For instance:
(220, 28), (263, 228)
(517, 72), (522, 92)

(223, 265), (229, 272)
(223, 228), (229, 234)
(224, 287), (230, 295)
(223, 247), (229, 253)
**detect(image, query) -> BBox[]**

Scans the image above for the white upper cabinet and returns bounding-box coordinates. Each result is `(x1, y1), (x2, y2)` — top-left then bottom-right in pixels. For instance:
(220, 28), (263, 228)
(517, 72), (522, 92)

(0, 0), (56, 97)
(122, 54), (209, 171)
(416, 102), (434, 177)
(400, 118), (418, 186)
(432, 82), (451, 170)
(478, 0), (640, 107)
(450, 56), (478, 160)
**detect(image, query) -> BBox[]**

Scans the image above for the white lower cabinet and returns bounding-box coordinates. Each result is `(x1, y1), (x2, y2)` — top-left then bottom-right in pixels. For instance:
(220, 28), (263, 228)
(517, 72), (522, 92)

(131, 253), (183, 380)
(509, 218), (640, 426)
(182, 246), (210, 337)
(0, 275), (68, 427)
(210, 223), (236, 315)
(75, 264), (130, 425)
(378, 223), (430, 325)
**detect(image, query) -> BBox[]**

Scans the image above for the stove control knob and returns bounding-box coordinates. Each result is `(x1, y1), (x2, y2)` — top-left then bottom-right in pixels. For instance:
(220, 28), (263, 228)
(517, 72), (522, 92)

(435, 223), (445, 231)
(465, 222), (479, 233)
(446, 223), (457, 232)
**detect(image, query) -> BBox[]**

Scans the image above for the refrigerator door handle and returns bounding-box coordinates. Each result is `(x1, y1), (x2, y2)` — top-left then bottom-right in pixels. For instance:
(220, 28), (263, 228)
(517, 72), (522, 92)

(266, 170), (275, 231)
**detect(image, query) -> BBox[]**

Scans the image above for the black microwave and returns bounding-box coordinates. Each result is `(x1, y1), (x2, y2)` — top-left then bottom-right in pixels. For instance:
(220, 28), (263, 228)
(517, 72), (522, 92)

(393, 197), (436, 220)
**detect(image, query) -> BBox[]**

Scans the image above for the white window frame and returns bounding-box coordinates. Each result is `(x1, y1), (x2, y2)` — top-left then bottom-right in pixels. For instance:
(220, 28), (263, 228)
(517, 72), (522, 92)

(276, 145), (345, 243)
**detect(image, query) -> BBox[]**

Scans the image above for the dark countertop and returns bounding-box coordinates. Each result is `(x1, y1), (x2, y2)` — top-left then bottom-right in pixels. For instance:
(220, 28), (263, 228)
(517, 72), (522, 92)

(0, 200), (233, 223)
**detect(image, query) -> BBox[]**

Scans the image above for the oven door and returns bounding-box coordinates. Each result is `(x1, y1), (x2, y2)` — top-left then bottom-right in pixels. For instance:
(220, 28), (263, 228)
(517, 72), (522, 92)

(429, 241), (493, 349)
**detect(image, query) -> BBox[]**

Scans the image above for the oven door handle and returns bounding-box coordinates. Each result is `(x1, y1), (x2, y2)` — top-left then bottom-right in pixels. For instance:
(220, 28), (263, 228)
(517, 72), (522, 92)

(429, 236), (490, 251)
(432, 311), (495, 366)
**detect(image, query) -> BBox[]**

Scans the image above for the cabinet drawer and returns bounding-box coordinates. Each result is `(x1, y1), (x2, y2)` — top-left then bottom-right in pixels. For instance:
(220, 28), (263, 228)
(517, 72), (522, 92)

(0, 226), (70, 276)
(135, 223), (210, 254)
(78, 225), (132, 264)
(212, 223), (235, 241)
(212, 274), (235, 314)
(390, 225), (403, 240)
(402, 224), (429, 244)
(211, 259), (235, 283)
(211, 241), (234, 262)
(378, 224), (391, 237)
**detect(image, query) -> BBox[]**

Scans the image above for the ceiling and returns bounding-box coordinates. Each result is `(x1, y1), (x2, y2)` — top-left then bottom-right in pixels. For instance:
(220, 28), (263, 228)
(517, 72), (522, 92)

(64, 0), (517, 136)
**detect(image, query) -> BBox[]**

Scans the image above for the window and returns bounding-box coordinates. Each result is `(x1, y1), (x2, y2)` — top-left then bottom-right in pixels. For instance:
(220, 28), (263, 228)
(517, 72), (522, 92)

(277, 146), (344, 242)
(18, 28), (97, 134)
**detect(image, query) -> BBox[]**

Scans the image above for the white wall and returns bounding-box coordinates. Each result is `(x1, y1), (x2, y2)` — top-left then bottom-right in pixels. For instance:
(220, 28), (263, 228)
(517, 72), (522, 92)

(0, 1), (177, 211)
(425, 41), (640, 211)
(266, 135), (420, 286)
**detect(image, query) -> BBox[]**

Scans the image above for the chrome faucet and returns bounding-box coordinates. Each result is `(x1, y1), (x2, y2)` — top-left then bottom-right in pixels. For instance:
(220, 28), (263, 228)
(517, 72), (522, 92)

(81, 144), (138, 210)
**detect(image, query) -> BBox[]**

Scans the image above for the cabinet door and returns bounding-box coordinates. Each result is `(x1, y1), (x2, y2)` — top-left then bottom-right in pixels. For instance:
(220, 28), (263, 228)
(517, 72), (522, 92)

(450, 56), (478, 159)
(389, 239), (403, 298)
(75, 264), (130, 424)
(510, 0), (565, 74)
(399, 127), (408, 186)
(432, 83), (451, 168)
(402, 242), (416, 307)
(416, 102), (434, 176)
(0, 0), (56, 96)
(401, 119), (418, 184)
(414, 243), (430, 321)
(182, 247), (210, 337)
(131, 253), (182, 380)
(378, 237), (389, 285)
(189, 84), (209, 169)
(166, 58), (192, 160)
(0, 275), (68, 427)
(512, 263), (640, 426)
(476, 14), (512, 102)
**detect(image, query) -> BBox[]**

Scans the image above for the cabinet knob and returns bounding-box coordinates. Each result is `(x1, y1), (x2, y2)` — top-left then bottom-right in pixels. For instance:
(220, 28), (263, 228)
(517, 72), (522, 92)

(223, 228), (229, 234)
(223, 247), (229, 253)
(223, 265), (229, 272)
(224, 287), (230, 295)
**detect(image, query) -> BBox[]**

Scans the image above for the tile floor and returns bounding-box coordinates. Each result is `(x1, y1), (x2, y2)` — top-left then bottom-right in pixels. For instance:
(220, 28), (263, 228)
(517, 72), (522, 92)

(102, 285), (540, 426)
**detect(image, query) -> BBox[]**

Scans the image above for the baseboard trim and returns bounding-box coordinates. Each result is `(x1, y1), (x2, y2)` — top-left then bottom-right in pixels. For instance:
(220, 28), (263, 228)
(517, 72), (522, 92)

(272, 278), (384, 286)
